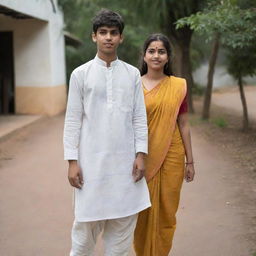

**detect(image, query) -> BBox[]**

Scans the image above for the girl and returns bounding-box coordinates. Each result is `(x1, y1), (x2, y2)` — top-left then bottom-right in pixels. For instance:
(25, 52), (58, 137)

(134, 33), (195, 256)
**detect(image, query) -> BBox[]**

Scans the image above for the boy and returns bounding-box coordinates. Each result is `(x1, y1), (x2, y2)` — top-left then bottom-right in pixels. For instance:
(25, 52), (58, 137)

(63, 9), (151, 256)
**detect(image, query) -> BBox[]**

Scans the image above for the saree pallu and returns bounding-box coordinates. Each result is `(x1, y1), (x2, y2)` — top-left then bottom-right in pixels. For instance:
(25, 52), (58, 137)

(134, 76), (187, 256)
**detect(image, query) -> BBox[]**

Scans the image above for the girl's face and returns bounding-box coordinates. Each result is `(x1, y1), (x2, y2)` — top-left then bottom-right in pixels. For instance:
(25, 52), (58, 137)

(144, 40), (169, 72)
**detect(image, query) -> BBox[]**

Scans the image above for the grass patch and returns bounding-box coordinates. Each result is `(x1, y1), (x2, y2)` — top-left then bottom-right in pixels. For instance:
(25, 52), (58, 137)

(189, 117), (203, 126)
(252, 252), (256, 256)
(212, 117), (228, 128)
(189, 114), (209, 126)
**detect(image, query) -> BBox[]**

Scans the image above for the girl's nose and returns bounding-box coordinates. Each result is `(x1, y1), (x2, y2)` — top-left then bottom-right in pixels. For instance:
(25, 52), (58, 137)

(153, 52), (159, 57)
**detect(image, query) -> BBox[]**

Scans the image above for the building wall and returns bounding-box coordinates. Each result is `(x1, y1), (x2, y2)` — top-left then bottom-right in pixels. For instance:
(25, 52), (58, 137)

(0, 0), (66, 115)
(16, 85), (66, 115)
(0, 16), (52, 86)
(48, 9), (66, 87)
(0, 0), (57, 21)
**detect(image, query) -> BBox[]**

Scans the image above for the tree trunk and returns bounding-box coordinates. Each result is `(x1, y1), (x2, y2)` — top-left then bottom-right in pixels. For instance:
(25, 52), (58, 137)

(169, 30), (195, 113)
(171, 42), (182, 76)
(238, 75), (249, 131)
(202, 33), (220, 119)
(181, 41), (195, 114)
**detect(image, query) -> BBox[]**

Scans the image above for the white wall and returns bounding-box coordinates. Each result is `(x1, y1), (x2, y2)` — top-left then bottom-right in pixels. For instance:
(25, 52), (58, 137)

(49, 9), (66, 86)
(0, 0), (57, 21)
(0, 0), (66, 87)
(0, 15), (52, 87)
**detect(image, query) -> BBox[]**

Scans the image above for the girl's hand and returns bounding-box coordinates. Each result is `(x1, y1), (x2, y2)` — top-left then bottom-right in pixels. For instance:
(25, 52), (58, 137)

(185, 163), (195, 182)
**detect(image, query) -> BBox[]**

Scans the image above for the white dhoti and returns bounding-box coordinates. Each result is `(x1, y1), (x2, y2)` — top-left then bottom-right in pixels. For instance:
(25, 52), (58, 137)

(70, 214), (138, 256)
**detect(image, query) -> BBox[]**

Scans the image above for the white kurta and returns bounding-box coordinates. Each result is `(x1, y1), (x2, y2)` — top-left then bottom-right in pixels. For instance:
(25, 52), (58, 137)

(64, 55), (151, 222)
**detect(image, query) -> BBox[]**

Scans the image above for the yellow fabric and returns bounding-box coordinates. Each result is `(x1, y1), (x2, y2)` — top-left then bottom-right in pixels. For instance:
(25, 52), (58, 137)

(142, 76), (187, 182)
(134, 76), (186, 256)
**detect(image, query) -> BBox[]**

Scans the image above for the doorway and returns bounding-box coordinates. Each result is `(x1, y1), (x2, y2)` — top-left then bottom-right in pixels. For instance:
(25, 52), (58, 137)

(0, 31), (15, 114)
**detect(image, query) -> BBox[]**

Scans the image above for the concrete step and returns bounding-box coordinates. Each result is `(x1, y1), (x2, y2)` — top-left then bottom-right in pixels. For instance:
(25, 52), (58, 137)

(0, 114), (42, 141)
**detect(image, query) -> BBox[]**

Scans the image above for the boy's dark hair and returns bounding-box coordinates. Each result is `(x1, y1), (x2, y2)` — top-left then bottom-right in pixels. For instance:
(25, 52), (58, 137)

(92, 9), (125, 34)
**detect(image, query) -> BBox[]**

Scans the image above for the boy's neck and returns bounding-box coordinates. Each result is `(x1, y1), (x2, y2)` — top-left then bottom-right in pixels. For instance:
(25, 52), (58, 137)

(97, 51), (118, 67)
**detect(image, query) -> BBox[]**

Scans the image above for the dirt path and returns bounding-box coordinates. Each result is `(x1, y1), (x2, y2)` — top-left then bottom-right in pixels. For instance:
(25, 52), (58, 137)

(212, 85), (256, 122)
(171, 128), (255, 256)
(0, 114), (255, 256)
(0, 115), (73, 255)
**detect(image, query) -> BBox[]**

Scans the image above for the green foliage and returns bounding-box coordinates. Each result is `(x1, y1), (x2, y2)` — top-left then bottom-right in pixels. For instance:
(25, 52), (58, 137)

(128, 0), (207, 35)
(190, 32), (212, 71)
(58, 0), (100, 79)
(238, 0), (256, 9)
(65, 44), (96, 81)
(212, 117), (228, 128)
(58, 0), (153, 79)
(192, 83), (205, 95)
(176, 0), (256, 49)
(226, 44), (256, 80)
(59, 0), (99, 38)
(176, 0), (256, 80)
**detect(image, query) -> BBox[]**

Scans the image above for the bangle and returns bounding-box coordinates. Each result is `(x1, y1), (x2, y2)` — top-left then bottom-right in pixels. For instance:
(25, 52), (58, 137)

(185, 162), (194, 165)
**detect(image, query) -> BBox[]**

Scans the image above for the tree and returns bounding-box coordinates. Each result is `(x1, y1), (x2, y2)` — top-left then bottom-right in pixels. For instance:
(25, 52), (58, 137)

(58, 0), (100, 79)
(59, 0), (153, 79)
(176, 1), (224, 119)
(226, 45), (256, 131)
(177, 0), (256, 130)
(129, 0), (208, 113)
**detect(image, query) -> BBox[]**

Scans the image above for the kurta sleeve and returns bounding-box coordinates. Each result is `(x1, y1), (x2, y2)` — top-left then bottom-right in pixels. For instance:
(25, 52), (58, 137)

(132, 70), (148, 154)
(63, 71), (84, 160)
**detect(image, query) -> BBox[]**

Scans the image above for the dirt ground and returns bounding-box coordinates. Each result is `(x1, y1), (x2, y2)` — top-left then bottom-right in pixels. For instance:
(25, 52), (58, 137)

(178, 98), (256, 256)
(0, 86), (255, 256)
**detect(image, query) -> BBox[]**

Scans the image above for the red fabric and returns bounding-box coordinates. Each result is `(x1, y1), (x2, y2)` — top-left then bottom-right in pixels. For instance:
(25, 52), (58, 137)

(178, 93), (188, 115)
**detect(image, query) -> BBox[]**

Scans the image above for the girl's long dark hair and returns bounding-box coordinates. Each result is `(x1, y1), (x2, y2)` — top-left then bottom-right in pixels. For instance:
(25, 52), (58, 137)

(139, 33), (172, 76)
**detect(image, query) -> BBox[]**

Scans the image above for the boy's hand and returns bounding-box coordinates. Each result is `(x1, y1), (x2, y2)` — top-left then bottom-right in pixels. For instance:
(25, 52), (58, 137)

(132, 153), (146, 182)
(68, 160), (84, 189)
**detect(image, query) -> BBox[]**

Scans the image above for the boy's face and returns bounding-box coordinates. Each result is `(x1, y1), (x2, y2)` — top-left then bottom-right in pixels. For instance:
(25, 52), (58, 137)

(92, 26), (123, 56)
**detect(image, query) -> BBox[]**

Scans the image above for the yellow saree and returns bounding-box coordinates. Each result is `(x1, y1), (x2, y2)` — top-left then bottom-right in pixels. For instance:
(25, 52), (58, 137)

(134, 76), (187, 256)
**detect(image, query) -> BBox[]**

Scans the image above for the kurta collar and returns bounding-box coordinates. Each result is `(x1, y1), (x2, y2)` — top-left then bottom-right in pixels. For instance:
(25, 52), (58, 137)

(94, 54), (119, 67)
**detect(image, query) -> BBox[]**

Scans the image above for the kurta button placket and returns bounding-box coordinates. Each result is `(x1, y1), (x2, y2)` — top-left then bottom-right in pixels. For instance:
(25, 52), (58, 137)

(106, 67), (113, 111)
